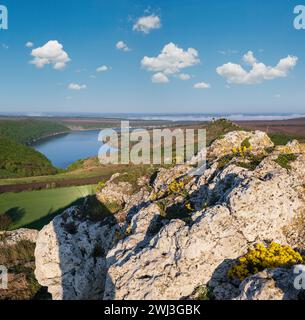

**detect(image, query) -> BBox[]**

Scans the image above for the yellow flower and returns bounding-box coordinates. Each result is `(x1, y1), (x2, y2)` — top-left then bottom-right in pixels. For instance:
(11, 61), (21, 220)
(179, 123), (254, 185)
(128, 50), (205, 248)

(228, 242), (303, 281)
(185, 202), (193, 211)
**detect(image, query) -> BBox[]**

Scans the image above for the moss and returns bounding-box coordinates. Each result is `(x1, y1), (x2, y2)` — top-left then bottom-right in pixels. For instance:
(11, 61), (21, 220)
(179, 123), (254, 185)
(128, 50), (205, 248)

(156, 199), (168, 218)
(236, 153), (266, 171)
(275, 153), (298, 170)
(217, 154), (234, 170)
(104, 201), (123, 214)
(264, 146), (275, 154)
(241, 138), (251, 149)
(195, 285), (213, 300)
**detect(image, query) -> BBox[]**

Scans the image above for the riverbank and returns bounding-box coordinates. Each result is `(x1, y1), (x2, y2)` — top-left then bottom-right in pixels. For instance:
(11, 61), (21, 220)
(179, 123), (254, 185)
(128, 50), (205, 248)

(27, 130), (70, 145)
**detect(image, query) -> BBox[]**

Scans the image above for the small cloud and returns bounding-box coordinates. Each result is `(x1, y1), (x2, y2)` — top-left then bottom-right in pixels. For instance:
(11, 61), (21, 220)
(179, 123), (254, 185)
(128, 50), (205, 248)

(2, 44), (9, 49)
(178, 73), (191, 81)
(141, 42), (200, 82)
(116, 41), (131, 52)
(30, 40), (70, 70)
(133, 14), (161, 34)
(194, 82), (210, 89)
(96, 65), (109, 73)
(274, 94), (281, 99)
(152, 72), (169, 83)
(68, 83), (87, 90)
(90, 75), (97, 79)
(216, 51), (298, 85)
(26, 42), (34, 48)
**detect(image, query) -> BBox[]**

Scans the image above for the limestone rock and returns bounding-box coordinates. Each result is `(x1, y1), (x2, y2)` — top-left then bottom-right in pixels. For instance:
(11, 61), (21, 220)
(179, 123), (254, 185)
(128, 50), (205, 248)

(276, 140), (305, 155)
(208, 130), (273, 159)
(236, 266), (305, 300)
(104, 147), (304, 300)
(34, 205), (119, 300)
(33, 131), (305, 301)
(96, 173), (133, 206)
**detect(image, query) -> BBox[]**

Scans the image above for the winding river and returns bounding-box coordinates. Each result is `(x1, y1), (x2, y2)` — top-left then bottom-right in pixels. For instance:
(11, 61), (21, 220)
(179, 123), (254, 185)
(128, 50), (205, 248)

(32, 130), (110, 169)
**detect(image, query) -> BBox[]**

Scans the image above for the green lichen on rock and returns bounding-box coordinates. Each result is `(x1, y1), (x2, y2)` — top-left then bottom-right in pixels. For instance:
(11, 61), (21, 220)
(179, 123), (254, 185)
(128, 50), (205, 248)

(275, 153), (298, 170)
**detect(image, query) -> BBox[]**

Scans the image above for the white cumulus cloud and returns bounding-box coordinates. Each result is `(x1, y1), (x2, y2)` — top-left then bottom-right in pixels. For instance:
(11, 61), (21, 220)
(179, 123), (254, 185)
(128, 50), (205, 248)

(68, 83), (87, 90)
(194, 82), (210, 89)
(26, 41), (34, 48)
(216, 51), (298, 85)
(152, 72), (169, 83)
(96, 65), (109, 73)
(30, 40), (70, 70)
(116, 41), (130, 52)
(141, 42), (200, 83)
(243, 51), (257, 65)
(133, 15), (161, 34)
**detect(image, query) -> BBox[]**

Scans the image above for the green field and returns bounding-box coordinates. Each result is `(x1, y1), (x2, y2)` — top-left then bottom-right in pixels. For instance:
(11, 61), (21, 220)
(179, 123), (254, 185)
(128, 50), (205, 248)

(0, 185), (96, 230)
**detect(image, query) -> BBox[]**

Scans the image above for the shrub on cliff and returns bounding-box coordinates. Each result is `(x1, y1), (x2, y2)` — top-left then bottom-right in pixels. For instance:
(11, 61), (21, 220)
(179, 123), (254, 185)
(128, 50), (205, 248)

(228, 242), (304, 281)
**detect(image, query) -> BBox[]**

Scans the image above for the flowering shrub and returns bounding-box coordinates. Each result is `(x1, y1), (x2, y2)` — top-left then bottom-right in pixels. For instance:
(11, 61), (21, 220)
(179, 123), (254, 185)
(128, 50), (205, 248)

(168, 180), (185, 194)
(232, 142), (253, 158)
(228, 242), (304, 281)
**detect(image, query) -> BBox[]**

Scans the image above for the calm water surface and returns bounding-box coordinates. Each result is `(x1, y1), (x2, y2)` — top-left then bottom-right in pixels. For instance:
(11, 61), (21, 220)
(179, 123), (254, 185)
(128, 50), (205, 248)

(33, 130), (111, 169)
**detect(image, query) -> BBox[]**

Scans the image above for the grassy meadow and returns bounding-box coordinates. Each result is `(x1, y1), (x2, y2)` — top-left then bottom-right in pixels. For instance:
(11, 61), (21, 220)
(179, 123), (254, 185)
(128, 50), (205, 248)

(0, 185), (96, 230)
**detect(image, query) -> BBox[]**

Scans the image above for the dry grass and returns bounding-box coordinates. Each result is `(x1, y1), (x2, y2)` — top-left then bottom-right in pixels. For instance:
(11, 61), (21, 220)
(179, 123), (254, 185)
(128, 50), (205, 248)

(0, 239), (46, 300)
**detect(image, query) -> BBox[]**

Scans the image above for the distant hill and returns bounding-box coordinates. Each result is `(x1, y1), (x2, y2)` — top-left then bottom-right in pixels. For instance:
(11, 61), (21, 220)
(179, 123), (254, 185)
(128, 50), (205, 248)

(0, 119), (68, 178)
(0, 119), (69, 144)
(0, 136), (58, 178)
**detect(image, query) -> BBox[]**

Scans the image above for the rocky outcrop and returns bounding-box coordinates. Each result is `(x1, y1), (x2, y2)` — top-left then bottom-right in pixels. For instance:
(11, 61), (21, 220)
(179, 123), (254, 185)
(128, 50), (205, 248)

(208, 130), (273, 159)
(33, 130), (305, 300)
(277, 139), (305, 155)
(236, 265), (305, 300)
(103, 135), (304, 300)
(96, 173), (133, 207)
(34, 205), (120, 300)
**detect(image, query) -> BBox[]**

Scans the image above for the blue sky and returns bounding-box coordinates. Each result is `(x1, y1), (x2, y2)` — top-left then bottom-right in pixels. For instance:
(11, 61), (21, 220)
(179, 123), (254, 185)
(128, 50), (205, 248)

(0, 0), (304, 114)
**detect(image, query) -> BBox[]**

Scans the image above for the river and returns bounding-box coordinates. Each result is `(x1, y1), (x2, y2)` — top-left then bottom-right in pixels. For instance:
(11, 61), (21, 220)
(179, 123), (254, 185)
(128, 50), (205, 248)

(32, 130), (110, 169)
